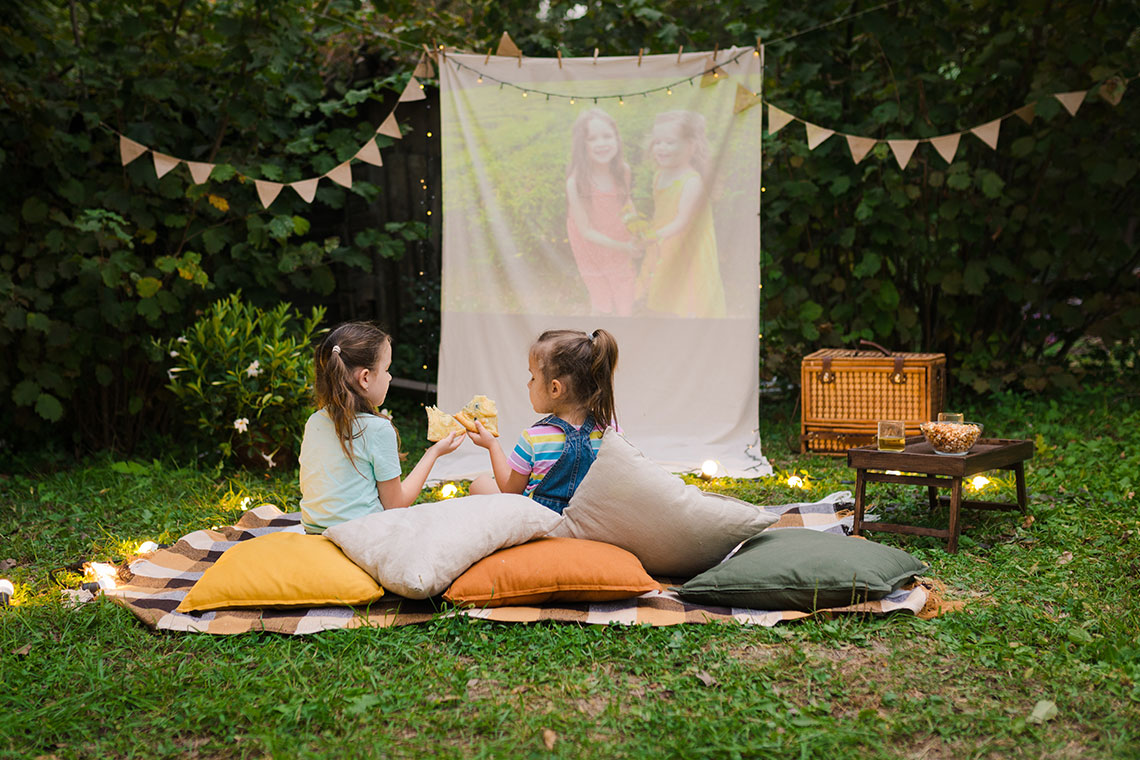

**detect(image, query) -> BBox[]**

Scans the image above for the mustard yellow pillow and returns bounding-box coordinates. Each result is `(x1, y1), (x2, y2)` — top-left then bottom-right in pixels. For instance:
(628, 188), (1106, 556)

(177, 532), (384, 613)
(443, 537), (660, 608)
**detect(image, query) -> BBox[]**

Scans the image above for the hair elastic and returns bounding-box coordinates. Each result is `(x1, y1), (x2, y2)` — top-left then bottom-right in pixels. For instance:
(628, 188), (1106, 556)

(331, 345), (341, 355)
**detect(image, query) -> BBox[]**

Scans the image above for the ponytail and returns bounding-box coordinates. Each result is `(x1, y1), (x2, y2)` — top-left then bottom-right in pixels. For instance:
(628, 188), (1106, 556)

(586, 329), (618, 428)
(313, 322), (391, 465)
(531, 328), (619, 429)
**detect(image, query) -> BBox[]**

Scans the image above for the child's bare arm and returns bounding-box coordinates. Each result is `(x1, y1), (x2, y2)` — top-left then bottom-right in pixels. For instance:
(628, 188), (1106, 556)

(654, 175), (704, 240)
(567, 177), (637, 252)
(468, 421), (529, 494)
(376, 432), (464, 509)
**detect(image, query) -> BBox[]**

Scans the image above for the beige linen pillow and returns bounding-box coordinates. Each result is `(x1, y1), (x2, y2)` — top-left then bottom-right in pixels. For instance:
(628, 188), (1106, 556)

(548, 431), (779, 577)
(324, 494), (562, 599)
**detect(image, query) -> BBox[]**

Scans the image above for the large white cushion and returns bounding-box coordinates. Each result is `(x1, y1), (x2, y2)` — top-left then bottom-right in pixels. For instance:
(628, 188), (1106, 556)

(548, 431), (779, 576)
(324, 494), (562, 599)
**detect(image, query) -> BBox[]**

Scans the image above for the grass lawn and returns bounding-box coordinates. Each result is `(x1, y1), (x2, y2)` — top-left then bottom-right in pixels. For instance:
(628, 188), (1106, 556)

(2, 386), (1139, 758)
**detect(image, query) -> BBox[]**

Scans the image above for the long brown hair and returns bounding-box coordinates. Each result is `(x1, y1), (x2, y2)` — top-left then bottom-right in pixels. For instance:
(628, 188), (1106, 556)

(567, 108), (631, 203)
(531, 328), (619, 428)
(313, 322), (390, 464)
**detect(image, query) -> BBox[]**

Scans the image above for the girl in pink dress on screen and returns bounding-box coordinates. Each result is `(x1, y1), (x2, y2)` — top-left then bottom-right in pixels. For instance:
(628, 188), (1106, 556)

(565, 109), (641, 317)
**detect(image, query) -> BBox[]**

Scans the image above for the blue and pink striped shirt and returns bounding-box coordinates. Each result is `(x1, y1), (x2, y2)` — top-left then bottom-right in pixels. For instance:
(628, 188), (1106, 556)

(507, 419), (616, 498)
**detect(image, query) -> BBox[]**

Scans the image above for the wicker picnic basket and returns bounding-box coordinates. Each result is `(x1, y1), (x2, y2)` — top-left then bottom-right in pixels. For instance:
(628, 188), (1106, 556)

(800, 341), (946, 455)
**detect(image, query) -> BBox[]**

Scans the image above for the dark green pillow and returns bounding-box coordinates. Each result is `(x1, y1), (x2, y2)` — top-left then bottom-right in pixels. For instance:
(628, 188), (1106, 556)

(675, 529), (928, 612)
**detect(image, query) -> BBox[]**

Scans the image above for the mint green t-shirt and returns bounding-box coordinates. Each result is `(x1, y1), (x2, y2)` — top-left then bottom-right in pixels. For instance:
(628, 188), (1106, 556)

(299, 409), (402, 533)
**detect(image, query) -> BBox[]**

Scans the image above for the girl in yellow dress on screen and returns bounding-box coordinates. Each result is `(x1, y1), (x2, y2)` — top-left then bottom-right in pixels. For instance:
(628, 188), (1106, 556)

(637, 111), (726, 318)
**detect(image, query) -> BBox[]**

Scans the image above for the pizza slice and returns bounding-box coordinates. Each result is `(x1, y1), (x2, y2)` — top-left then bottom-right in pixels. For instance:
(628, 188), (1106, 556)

(425, 405), (467, 442)
(454, 394), (499, 437)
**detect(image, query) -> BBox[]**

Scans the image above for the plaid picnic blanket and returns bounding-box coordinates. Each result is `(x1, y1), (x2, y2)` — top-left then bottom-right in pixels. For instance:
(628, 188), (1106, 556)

(104, 491), (927, 635)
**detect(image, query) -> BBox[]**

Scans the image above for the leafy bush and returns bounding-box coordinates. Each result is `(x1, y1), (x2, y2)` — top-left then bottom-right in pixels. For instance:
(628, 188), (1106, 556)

(155, 294), (325, 469)
(0, 1), (423, 454)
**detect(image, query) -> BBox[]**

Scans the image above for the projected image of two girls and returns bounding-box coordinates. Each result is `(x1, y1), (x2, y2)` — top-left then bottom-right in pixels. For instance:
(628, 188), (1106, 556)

(566, 108), (725, 319)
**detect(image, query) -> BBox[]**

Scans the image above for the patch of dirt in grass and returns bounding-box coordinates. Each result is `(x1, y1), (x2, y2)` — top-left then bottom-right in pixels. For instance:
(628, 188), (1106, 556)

(723, 642), (782, 664)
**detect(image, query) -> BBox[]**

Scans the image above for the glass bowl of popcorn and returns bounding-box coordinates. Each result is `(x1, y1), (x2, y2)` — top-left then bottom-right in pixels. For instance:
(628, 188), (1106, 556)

(919, 421), (984, 456)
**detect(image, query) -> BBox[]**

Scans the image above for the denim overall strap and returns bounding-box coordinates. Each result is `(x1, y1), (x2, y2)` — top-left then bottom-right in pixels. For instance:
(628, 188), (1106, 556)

(530, 414), (597, 514)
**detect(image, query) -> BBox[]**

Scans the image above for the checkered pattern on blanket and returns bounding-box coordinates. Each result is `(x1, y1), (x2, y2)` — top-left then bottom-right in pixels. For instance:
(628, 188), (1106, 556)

(104, 491), (925, 635)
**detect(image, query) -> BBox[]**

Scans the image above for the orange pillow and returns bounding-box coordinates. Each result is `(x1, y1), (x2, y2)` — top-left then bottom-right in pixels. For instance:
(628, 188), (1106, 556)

(443, 537), (660, 608)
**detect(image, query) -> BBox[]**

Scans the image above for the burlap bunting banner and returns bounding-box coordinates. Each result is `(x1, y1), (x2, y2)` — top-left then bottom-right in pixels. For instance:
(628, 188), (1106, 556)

(888, 139), (919, 169)
(845, 135), (877, 164)
(376, 112), (403, 139)
(929, 133), (961, 165)
(254, 180), (283, 209)
(325, 162), (353, 188)
(354, 139), (384, 167)
(767, 104), (794, 135)
(970, 118), (1002, 150)
(290, 178), (319, 203)
(119, 135), (147, 166)
(400, 77), (427, 102)
(1053, 90), (1087, 117)
(804, 123), (834, 150)
(186, 161), (214, 184)
(152, 152), (180, 179)
(733, 84), (763, 114)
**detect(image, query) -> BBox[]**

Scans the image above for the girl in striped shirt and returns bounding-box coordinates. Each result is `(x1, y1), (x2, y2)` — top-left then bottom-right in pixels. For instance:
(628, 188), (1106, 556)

(467, 329), (619, 514)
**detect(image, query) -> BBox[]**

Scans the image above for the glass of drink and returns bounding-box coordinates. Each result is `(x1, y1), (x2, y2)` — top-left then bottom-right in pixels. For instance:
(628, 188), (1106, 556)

(938, 412), (964, 423)
(877, 420), (907, 452)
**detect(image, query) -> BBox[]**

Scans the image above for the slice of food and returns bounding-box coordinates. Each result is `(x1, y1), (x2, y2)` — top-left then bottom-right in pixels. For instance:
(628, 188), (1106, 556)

(456, 394), (499, 437)
(426, 405), (467, 442)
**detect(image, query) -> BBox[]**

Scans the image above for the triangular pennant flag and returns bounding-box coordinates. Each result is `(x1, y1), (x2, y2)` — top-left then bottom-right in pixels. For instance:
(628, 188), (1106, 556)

(767, 105), (794, 135)
(1053, 90), (1087, 117)
(354, 139), (383, 167)
(888, 139), (919, 169)
(700, 70), (722, 88)
(290, 178), (319, 203)
(1098, 77), (1126, 106)
(186, 161), (215, 184)
(152, 152), (180, 179)
(1014, 103), (1036, 124)
(254, 180), (283, 209)
(930, 133), (961, 165)
(804, 123), (834, 150)
(733, 84), (762, 114)
(399, 76), (427, 102)
(845, 135), (877, 164)
(325, 162), (353, 188)
(970, 118), (1002, 150)
(496, 32), (521, 58)
(119, 135), (147, 166)
(413, 53), (434, 79)
(376, 112), (402, 140)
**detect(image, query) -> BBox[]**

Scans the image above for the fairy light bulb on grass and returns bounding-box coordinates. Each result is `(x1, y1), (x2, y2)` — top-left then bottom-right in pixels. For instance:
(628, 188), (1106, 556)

(440, 483), (459, 499)
(699, 460), (719, 481)
(971, 475), (991, 490)
(0, 579), (13, 607)
(137, 540), (159, 554)
(786, 474), (805, 489)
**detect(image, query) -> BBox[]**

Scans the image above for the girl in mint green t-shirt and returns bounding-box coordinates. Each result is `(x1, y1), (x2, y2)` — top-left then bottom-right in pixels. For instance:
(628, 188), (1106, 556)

(299, 322), (464, 534)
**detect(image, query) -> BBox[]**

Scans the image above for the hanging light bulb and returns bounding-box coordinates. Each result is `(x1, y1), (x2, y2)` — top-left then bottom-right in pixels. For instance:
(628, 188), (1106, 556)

(666, 88), (673, 95)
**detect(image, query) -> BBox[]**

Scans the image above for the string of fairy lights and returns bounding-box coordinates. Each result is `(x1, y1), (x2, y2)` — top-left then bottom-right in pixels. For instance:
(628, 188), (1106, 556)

(440, 45), (758, 104)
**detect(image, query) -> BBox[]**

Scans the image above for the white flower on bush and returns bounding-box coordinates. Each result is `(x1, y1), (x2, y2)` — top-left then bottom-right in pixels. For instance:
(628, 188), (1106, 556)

(245, 360), (261, 377)
(233, 417), (249, 433)
(260, 451), (276, 468)
(169, 350), (179, 357)
(176, 336), (188, 344)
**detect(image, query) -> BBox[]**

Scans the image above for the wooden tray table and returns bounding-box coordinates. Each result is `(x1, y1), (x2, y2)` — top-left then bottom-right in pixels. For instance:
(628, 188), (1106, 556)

(846, 437), (1034, 552)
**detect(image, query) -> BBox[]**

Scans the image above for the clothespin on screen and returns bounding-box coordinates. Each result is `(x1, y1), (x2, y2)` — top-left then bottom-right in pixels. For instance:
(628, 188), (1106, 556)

(677, 45), (684, 64)
(712, 43), (719, 61)
(556, 49), (563, 69)
(593, 48), (599, 64)
(484, 48), (492, 64)
(637, 48), (644, 66)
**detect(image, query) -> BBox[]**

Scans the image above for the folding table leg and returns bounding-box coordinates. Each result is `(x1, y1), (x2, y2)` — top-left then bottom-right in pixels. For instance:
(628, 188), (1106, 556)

(853, 469), (866, 536)
(927, 485), (939, 511)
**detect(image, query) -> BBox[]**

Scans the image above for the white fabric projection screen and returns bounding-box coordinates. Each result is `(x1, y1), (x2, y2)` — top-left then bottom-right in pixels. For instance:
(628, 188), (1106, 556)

(432, 47), (770, 479)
